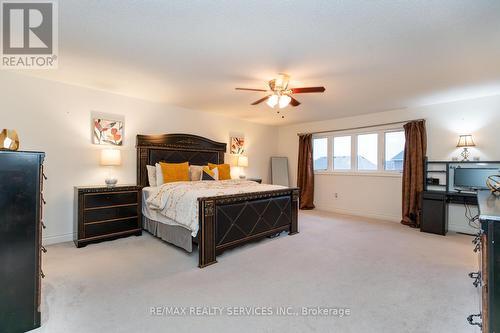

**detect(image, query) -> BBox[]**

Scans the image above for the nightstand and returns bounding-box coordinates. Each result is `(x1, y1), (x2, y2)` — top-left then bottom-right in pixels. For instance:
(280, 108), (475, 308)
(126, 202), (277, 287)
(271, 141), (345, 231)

(74, 185), (142, 247)
(247, 178), (262, 184)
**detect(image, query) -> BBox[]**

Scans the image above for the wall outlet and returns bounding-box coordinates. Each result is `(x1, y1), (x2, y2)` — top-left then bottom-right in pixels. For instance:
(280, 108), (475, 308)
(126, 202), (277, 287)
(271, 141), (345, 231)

(334, 193), (339, 199)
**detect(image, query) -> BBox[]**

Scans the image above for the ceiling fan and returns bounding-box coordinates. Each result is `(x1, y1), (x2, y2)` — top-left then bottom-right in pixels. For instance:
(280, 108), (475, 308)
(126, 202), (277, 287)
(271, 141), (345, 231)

(235, 73), (325, 117)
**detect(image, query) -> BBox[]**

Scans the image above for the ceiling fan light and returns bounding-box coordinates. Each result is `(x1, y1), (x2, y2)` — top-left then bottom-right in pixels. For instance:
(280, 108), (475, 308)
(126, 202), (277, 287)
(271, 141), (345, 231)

(278, 95), (291, 108)
(266, 94), (279, 108)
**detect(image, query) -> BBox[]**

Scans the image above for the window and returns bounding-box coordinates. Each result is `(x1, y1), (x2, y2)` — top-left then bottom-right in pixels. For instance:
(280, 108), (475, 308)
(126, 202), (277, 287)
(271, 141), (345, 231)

(313, 137), (328, 171)
(312, 125), (405, 174)
(333, 136), (351, 170)
(357, 133), (378, 170)
(385, 131), (405, 171)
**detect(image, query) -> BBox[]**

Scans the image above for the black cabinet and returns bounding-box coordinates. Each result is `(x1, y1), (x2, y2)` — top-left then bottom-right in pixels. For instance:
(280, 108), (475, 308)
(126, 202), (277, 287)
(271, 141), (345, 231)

(74, 185), (142, 247)
(421, 191), (448, 235)
(472, 191), (500, 332)
(0, 151), (45, 333)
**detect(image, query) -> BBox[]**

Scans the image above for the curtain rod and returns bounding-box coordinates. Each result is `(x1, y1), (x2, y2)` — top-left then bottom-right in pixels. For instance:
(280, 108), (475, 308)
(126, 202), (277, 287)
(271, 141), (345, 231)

(296, 118), (425, 136)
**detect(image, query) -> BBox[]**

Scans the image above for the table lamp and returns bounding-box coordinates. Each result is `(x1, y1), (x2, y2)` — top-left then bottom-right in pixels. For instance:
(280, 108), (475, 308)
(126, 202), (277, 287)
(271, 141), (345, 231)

(456, 135), (475, 161)
(237, 155), (248, 179)
(100, 149), (121, 187)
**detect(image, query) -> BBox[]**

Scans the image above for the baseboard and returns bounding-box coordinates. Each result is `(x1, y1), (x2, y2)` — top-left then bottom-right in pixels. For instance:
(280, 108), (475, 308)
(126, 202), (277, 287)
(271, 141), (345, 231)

(314, 203), (401, 223)
(43, 233), (74, 245)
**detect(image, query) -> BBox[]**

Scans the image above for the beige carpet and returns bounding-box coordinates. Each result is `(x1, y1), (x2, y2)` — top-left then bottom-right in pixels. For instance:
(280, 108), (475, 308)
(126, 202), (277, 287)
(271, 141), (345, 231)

(34, 211), (479, 333)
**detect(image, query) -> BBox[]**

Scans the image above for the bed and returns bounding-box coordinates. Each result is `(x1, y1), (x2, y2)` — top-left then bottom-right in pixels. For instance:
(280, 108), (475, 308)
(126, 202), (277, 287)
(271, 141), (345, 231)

(136, 133), (299, 268)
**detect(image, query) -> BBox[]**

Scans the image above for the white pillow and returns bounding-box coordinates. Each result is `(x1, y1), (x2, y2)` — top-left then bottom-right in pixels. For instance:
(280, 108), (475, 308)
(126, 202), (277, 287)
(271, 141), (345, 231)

(189, 165), (204, 181)
(146, 165), (157, 187)
(155, 163), (164, 186)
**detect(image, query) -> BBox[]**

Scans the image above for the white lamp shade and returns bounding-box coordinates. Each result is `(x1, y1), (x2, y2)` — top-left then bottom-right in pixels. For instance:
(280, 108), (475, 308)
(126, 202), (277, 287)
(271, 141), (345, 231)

(227, 154), (239, 167)
(456, 135), (476, 148)
(278, 95), (292, 108)
(100, 149), (122, 166)
(237, 155), (248, 167)
(266, 94), (279, 108)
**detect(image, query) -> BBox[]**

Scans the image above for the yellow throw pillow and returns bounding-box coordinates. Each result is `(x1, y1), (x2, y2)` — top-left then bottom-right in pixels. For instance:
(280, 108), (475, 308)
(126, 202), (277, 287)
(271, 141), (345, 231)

(160, 162), (189, 183)
(208, 163), (231, 180)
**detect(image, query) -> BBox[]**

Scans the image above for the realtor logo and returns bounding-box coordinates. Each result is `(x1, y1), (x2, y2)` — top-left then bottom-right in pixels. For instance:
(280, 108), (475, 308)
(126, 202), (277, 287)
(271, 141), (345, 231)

(1, 0), (58, 69)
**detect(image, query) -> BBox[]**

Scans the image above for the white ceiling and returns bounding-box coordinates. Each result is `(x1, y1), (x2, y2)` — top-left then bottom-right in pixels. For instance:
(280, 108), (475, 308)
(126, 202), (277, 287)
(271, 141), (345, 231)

(23, 0), (500, 125)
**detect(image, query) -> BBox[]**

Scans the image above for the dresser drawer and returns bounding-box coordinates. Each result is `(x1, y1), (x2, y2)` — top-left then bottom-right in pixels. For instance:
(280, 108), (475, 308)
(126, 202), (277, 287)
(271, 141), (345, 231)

(84, 191), (137, 209)
(84, 205), (138, 223)
(85, 217), (139, 239)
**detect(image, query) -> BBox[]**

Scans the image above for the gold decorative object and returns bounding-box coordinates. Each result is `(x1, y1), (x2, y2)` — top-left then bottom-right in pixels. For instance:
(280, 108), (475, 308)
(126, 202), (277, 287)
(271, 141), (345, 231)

(0, 129), (20, 151)
(487, 175), (500, 196)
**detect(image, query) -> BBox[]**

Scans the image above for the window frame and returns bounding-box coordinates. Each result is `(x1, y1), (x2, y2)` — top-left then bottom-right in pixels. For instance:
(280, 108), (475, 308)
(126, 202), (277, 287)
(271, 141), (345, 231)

(332, 135), (353, 172)
(356, 132), (379, 172)
(312, 136), (330, 173)
(383, 129), (406, 172)
(312, 125), (405, 177)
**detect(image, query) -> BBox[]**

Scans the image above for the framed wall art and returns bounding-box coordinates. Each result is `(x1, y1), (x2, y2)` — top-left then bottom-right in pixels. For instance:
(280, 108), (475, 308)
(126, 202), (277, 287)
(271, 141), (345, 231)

(91, 112), (124, 146)
(230, 136), (245, 154)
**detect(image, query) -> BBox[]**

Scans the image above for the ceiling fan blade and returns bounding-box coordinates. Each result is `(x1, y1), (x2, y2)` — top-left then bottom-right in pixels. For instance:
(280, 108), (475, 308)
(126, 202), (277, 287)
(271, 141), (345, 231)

(235, 88), (268, 92)
(290, 96), (301, 107)
(251, 95), (271, 105)
(291, 87), (326, 94)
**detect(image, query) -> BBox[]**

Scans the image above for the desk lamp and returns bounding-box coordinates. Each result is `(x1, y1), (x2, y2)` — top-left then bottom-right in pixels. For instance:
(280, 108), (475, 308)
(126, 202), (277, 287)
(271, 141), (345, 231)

(456, 135), (475, 161)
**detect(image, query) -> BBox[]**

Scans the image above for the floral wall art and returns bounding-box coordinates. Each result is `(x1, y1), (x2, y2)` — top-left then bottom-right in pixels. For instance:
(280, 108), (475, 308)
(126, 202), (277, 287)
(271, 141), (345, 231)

(93, 117), (124, 146)
(230, 136), (245, 154)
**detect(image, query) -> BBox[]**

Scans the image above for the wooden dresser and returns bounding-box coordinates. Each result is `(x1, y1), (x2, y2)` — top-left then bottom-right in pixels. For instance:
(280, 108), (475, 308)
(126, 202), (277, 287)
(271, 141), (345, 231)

(469, 190), (500, 331)
(0, 151), (46, 333)
(74, 185), (142, 247)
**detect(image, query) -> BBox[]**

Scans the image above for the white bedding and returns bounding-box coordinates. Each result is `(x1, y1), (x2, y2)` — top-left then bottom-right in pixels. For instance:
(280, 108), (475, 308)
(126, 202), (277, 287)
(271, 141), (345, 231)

(145, 180), (286, 237)
(142, 187), (184, 228)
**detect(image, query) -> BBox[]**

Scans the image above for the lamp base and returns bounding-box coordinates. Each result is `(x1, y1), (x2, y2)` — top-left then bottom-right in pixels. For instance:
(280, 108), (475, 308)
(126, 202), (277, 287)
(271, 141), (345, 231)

(460, 148), (470, 161)
(105, 178), (118, 187)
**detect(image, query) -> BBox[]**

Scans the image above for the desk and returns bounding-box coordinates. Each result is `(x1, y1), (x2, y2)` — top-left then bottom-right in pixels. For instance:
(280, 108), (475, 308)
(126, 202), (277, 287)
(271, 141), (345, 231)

(421, 190), (478, 235)
(423, 159), (500, 235)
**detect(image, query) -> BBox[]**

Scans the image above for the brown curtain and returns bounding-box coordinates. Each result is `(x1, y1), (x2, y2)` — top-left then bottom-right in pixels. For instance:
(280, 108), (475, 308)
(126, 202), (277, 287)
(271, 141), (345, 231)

(297, 134), (315, 210)
(401, 120), (427, 228)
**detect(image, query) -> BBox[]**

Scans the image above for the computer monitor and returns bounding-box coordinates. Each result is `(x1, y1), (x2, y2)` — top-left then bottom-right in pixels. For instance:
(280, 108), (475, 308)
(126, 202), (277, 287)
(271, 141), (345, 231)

(453, 168), (498, 191)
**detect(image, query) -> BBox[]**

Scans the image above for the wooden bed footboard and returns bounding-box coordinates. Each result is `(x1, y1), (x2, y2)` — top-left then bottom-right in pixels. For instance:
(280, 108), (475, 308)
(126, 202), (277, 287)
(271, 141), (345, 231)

(198, 188), (299, 268)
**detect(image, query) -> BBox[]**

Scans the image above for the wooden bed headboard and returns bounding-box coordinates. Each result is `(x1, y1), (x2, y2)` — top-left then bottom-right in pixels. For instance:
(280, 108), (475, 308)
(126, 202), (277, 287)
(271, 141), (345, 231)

(136, 133), (227, 187)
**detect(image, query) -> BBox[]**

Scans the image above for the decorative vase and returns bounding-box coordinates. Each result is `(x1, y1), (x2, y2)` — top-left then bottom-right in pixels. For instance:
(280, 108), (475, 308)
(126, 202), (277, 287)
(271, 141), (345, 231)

(0, 129), (20, 151)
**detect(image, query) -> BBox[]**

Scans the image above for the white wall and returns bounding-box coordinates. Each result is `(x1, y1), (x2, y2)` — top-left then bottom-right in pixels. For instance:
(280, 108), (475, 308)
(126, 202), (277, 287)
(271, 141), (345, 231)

(278, 94), (500, 231)
(0, 72), (279, 244)
(3, 70), (499, 243)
